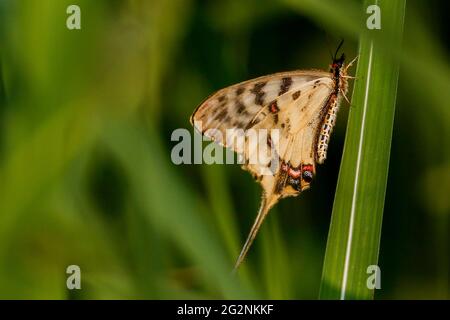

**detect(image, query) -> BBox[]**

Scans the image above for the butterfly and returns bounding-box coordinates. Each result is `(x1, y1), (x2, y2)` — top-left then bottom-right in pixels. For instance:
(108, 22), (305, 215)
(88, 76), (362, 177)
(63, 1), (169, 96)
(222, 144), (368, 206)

(190, 42), (356, 270)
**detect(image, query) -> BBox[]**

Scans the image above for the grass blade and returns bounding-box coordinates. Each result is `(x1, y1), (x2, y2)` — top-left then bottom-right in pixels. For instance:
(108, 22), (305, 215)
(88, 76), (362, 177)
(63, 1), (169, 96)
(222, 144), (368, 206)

(320, 0), (406, 299)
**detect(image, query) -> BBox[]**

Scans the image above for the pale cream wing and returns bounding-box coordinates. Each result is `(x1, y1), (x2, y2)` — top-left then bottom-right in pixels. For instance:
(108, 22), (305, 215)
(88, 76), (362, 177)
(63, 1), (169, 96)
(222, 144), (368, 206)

(191, 71), (334, 199)
(190, 70), (330, 153)
(242, 76), (333, 181)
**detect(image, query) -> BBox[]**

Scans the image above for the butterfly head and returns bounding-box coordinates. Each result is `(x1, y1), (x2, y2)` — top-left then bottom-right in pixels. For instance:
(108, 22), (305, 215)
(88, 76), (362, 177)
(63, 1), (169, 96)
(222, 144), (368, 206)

(330, 53), (345, 73)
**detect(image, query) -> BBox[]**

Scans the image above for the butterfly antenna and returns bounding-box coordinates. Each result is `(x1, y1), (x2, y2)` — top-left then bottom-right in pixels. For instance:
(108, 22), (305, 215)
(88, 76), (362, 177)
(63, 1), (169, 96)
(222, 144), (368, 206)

(334, 38), (345, 60)
(233, 193), (278, 272)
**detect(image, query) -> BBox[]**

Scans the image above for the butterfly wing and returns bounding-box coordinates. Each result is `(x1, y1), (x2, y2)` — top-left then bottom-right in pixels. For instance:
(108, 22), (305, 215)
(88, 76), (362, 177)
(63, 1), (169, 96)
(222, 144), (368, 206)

(190, 70), (330, 146)
(190, 70), (338, 270)
(231, 77), (337, 269)
(237, 76), (334, 193)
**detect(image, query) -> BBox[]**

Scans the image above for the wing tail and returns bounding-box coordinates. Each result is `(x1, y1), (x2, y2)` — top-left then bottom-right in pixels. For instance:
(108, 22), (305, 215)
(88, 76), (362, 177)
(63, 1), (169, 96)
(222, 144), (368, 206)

(233, 191), (279, 271)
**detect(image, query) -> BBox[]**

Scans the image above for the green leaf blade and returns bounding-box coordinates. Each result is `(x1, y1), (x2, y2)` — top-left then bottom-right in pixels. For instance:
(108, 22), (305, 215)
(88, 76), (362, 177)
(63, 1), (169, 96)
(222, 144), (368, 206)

(320, 0), (406, 300)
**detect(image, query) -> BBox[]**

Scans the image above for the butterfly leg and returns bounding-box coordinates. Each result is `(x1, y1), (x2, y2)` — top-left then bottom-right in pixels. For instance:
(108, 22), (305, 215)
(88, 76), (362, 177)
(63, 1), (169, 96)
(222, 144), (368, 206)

(341, 90), (351, 105)
(345, 55), (359, 70)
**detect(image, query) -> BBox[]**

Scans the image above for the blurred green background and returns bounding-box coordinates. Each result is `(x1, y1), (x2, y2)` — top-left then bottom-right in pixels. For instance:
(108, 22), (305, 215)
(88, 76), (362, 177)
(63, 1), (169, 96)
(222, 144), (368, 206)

(0, 0), (448, 299)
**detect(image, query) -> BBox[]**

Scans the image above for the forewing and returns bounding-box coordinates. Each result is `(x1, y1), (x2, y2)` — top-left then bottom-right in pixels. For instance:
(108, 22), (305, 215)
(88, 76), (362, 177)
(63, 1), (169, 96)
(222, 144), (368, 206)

(190, 70), (330, 151)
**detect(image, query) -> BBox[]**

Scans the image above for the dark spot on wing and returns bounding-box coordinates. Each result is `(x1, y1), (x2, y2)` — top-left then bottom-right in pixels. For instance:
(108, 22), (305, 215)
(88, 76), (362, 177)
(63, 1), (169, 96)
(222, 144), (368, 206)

(313, 80), (322, 89)
(208, 108), (219, 117)
(250, 82), (266, 106)
(286, 118), (291, 131)
(292, 90), (301, 100)
(302, 170), (314, 183)
(288, 177), (301, 191)
(279, 77), (293, 96)
(233, 121), (245, 128)
(214, 109), (228, 122)
(268, 100), (279, 114)
(236, 101), (246, 114)
(236, 87), (245, 96)
(245, 111), (266, 130)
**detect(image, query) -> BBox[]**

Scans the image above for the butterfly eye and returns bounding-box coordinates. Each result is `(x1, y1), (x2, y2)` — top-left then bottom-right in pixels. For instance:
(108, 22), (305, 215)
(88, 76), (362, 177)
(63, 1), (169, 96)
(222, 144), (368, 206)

(302, 170), (313, 183)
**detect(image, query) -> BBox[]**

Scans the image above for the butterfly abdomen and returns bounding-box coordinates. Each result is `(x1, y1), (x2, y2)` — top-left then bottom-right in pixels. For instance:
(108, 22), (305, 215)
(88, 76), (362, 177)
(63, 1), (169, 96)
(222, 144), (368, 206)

(316, 59), (351, 167)
(317, 95), (339, 164)
(316, 58), (350, 164)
